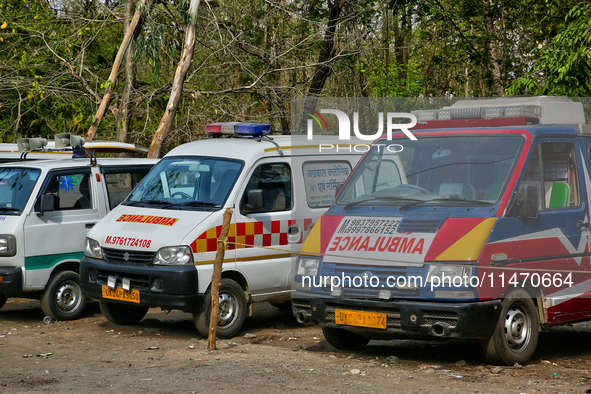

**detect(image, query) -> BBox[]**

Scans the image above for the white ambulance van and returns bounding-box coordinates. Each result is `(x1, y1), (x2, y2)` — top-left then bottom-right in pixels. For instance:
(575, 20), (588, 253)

(80, 123), (362, 338)
(0, 136), (156, 320)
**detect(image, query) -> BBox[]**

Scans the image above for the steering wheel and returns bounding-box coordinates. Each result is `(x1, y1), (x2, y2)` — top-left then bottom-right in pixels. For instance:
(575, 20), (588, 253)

(393, 184), (431, 195)
(171, 191), (192, 200)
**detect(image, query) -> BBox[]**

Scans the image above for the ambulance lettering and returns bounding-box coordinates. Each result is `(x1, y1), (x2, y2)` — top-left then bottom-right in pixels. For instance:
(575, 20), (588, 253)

(323, 216), (435, 265)
(116, 214), (178, 226)
(328, 236), (425, 254)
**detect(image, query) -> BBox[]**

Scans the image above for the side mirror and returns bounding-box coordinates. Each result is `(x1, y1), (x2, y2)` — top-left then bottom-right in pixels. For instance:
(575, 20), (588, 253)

(38, 194), (58, 217)
(520, 185), (539, 220)
(245, 189), (264, 212)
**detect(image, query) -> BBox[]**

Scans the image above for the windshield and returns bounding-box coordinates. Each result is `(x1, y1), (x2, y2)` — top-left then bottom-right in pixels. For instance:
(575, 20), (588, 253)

(125, 156), (243, 210)
(0, 168), (40, 215)
(337, 135), (524, 208)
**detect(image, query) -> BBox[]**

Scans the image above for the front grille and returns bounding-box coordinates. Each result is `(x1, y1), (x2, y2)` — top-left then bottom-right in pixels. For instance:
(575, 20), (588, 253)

(422, 310), (458, 327)
(325, 304), (402, 327)
(103, 247), (156, 265)
(397, 219), (441, 233)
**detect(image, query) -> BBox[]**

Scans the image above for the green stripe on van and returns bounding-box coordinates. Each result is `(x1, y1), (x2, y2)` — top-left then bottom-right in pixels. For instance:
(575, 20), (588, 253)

(24, 252), (85, 270)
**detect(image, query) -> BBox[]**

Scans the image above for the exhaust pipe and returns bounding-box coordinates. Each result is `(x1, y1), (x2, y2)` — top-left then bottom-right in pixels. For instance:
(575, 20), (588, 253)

(430, 323), (450, 337)
(295, 311), (311, 324)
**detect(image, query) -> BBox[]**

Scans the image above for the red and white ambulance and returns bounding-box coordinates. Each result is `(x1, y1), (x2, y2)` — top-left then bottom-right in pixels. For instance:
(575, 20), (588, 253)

(292, 96), (591, 365)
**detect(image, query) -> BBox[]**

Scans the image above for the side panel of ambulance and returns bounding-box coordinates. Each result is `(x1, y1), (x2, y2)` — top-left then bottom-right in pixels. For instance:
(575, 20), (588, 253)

(0, 158), (156, 320)
(80, 131), (363, 338)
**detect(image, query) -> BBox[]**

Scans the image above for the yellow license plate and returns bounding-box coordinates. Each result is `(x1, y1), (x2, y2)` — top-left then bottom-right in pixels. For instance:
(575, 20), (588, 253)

(101, 285), (140, 304)
(334, 309), (387, 329)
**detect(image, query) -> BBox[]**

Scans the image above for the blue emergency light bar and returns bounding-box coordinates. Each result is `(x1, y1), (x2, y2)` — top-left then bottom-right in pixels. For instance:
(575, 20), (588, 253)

(205, 122), (271, 137)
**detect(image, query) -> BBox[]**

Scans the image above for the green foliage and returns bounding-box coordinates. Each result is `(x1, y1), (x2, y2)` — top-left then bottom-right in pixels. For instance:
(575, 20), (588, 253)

(1, 0), (589, 152)
(507, 2), (591, 96)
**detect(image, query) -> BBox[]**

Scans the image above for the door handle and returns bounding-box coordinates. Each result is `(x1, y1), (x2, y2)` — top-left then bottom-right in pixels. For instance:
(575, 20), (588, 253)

(577, 220), (590, 229)
(85, 223), (95, 230)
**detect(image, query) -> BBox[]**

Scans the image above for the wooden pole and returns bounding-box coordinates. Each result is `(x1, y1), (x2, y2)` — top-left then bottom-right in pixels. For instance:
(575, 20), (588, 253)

(207, 208), (233, 351)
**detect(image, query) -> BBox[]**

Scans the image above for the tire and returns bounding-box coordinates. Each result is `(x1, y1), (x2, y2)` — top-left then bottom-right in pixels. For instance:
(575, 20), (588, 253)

(194, 278), (247, 339)
(481, 289), (539, 365)
(41, 271), (87, 321)
(322, 326), (370, 350)
(270, 300), (292, 310)
(0, 294), (7, 310)
(100, 301), (149, 325)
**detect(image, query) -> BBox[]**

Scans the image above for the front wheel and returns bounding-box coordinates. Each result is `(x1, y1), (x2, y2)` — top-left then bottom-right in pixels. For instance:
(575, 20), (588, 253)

(194, 278), (247, 339)
(481, 289), (539, 365)
(322, 326), (370, 350)
(100, 301), (149, 325)
(41, 271), (87, 321)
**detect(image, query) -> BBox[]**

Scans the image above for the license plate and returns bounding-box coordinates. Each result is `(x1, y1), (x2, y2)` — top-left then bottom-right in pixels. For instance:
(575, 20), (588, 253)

(101, 285), (140, 303)
(334, 309), (387, 329)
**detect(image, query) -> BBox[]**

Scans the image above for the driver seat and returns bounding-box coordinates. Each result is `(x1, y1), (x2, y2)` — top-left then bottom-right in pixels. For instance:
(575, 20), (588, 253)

(433, 182), (476, 199)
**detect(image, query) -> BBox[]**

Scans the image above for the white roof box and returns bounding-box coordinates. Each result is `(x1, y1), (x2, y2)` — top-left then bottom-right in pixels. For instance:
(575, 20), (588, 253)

(448, 96), (585, 125)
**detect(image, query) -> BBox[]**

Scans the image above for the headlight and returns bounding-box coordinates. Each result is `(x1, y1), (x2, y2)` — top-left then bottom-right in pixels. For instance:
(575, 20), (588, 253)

(426, 264), (472, 286)
(84, 237), (103, 259)
(296, 257), (320, 276)
(153, 246), (193, 266)
(0, 235), (16, 257)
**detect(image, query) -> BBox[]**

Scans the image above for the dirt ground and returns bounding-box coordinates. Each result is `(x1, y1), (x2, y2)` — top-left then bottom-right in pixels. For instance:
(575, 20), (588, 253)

(1, 299), (591, 394)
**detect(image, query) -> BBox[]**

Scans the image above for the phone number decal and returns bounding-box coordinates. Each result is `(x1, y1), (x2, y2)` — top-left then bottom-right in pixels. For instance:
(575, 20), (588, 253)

(105, 235), (151, 248)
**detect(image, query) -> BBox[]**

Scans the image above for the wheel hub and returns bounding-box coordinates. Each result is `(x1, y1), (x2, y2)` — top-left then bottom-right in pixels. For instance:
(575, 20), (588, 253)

(56, 281), (81, 312)
(504, 306), (530, 351)
(217, 293), (237, 327)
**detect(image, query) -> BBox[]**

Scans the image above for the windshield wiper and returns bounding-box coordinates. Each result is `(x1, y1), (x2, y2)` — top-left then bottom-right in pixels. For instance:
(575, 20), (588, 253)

(166, 201), (221, 208)
(344, 196), (421, 209)
(124, 199), (174, 207)
(0, 207), (20, 212)
(399, 197), (493, 211)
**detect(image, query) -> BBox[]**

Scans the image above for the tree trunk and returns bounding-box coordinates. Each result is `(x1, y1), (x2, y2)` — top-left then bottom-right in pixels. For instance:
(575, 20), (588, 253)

(115, 0), (137, 147)
(301, 0), (346, 115)
(483, 0), (504, 97)
(148, 0), (201, 158)
(86, 0), (153, 141)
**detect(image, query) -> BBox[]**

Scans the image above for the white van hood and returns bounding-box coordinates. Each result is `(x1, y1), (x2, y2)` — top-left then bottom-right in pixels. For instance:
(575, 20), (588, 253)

(89, 205), (215, 250)
(0, 215), (24, 234)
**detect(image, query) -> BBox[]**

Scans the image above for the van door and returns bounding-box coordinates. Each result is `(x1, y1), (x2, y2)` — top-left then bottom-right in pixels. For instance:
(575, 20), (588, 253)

(513, 140), (591, 323)
(23, 168), (102, 288)
(235, 160), (295, 300)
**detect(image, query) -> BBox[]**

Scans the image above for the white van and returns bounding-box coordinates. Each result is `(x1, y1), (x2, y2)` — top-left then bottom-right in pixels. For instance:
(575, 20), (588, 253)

(0, 153), (157, 320)
(80, 123), (363, 337)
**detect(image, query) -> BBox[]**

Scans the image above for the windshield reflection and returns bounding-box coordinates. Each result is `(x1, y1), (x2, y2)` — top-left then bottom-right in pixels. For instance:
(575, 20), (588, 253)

(337, 135), (523, 208)
(0, 168), (40, 215)
(125, 156), (243, 210)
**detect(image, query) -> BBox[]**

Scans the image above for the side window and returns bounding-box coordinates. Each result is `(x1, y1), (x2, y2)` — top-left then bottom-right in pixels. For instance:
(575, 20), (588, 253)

(39, 170), (93, 211)
(104, 169), (150, 209)
(303, 161), (351, 208)
(520, 142), (580, 209)
(242, 163), (292, 213)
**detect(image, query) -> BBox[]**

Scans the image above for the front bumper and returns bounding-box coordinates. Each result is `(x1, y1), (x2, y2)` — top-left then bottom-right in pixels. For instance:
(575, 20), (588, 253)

(0, 266), (23, 293)
(80, 257), (204, 312)
(292, 295), (502, 340)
